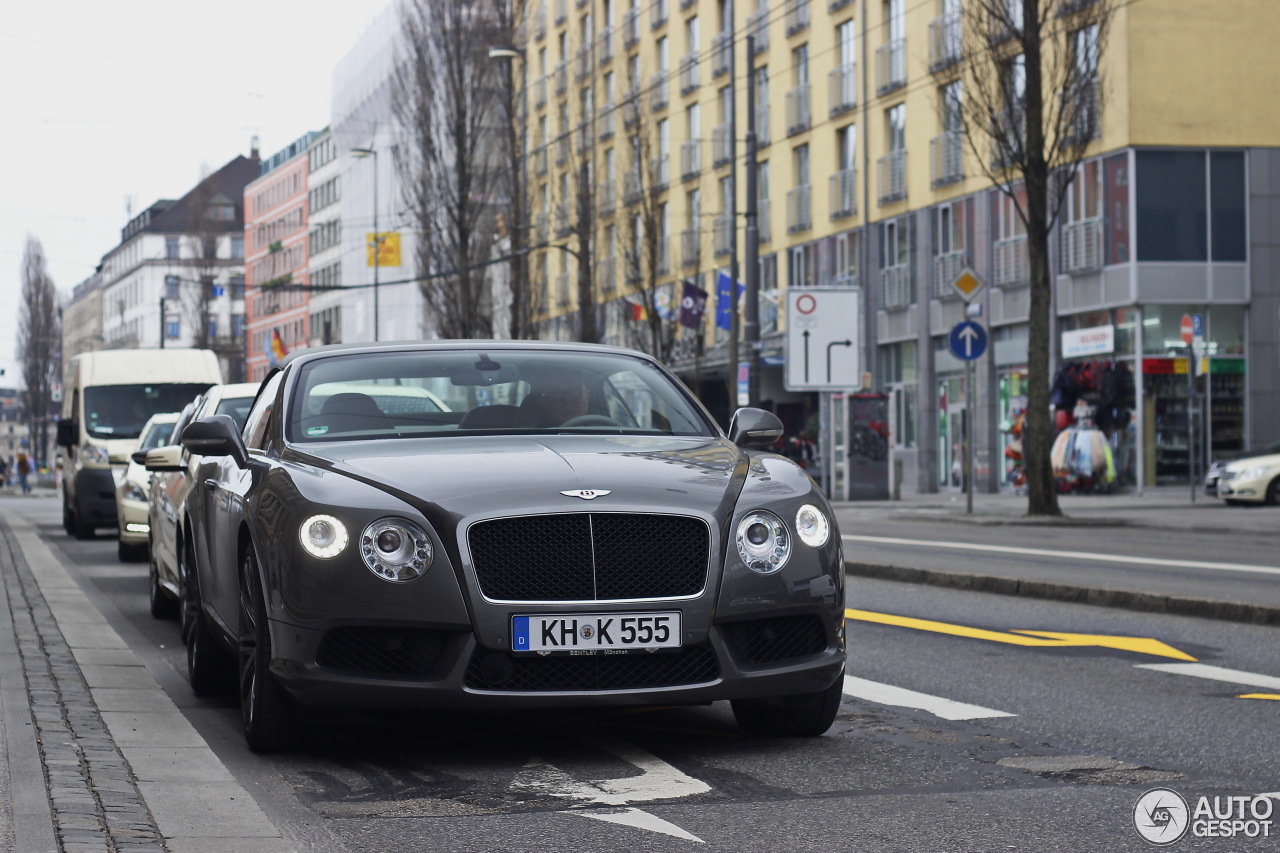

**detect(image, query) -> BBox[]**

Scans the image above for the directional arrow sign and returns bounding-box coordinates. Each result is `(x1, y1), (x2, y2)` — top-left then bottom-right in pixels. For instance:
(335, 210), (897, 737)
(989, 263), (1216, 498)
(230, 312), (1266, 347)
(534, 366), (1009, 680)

(948, 320), (987, 361)
(786, 288), (860, 390)
(845, 609), (1197, 661)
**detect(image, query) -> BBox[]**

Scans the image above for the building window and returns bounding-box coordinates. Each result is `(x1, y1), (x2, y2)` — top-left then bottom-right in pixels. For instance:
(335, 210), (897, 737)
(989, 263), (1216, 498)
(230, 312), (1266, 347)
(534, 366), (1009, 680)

(231, 236), (244, 259)
(1210, 151), (1246, 262)
(1136, 151), (1207, 262)
(165, 315), (181, 339)
(165, 237), (180, 259)
(164, 275), (180, 299)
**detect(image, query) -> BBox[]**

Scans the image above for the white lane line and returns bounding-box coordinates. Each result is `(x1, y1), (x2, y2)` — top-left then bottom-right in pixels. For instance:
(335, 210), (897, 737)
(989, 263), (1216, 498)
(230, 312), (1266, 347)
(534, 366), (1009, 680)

(842, 675), (1016, 721)
(1134, 662), (1280, 691)
(842, 534), (1280, 577)
(567, 807), (704, 843)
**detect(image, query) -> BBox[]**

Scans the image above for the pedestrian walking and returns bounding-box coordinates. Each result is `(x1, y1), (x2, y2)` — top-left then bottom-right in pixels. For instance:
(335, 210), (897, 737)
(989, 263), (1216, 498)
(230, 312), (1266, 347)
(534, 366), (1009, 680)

(16, 451), (32, 494)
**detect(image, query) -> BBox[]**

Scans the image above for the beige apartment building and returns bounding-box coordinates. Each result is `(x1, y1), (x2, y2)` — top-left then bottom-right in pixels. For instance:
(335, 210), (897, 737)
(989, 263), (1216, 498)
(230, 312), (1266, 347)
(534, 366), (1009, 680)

(526, 0), (1280, 494)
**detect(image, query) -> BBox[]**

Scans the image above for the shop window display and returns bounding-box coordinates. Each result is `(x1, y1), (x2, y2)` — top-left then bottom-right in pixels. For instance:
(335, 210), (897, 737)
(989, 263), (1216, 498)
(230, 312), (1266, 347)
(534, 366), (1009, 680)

(1049, 359), (1136, 491)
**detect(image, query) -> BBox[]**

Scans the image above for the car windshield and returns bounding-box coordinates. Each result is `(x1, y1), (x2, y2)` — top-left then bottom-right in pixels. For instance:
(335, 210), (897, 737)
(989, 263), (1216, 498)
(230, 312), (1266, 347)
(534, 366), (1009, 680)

(84, 384), (215, 440)
(137, 418), (177, 450)
(215, 396), (257, 432)
(288, 350), (715, 442)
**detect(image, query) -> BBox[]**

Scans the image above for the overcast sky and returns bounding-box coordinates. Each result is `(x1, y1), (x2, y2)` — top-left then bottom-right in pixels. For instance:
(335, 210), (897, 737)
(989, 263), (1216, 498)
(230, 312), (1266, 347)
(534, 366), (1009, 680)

(0, 0), (392, 387)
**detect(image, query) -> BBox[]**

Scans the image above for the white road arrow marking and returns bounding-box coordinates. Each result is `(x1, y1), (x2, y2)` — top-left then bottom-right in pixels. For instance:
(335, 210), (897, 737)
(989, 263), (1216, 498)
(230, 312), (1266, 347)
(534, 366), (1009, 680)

(1134, 662), (1280, 691)
(510, 732), (709, 842)
(842, 675), (1015, 721)
(568, 807), (704, 843)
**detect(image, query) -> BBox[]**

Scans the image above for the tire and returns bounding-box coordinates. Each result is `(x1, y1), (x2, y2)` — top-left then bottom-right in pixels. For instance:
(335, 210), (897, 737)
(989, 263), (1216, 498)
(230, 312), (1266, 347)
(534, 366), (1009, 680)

(119, 539), (146, 563)
(148, 550), (177, 619)
(184, 542), (232, 696)
(178, 547), (196, 644)
(1267, 477), (1280, 507)
(731, 675), (844, 738)
(72, 501), (95, 540)
(239, 548), (295, 753)
(62, 501), (75, 536)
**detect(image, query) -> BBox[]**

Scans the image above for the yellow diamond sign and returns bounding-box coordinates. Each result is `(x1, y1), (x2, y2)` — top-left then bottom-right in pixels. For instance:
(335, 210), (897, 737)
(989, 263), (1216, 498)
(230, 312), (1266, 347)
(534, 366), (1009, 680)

(951, 267), (985, 302)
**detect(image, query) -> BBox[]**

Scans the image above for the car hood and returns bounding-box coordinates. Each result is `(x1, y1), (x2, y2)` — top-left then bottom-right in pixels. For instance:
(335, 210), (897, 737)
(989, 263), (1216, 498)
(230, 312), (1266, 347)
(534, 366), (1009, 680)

(1226, 452), (1280, 472)
(289, 435), (747, 523)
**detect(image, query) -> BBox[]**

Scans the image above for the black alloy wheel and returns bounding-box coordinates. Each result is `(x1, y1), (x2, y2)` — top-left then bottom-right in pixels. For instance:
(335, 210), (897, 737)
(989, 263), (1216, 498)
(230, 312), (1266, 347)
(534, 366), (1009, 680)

(1267, 477), (1280, 506)
(238, 548), (293, 753)
(148, 545), (177, 619)
(731, 674), (845, 738)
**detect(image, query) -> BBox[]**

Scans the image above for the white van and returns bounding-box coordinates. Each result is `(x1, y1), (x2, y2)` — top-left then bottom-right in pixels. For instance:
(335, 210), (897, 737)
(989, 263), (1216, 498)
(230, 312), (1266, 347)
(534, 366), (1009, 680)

(57, 348), (223, 539)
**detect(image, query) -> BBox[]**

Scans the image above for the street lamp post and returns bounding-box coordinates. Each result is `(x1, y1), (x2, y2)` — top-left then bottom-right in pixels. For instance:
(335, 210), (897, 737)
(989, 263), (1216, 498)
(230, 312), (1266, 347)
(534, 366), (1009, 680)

(351, 147), (380, 341)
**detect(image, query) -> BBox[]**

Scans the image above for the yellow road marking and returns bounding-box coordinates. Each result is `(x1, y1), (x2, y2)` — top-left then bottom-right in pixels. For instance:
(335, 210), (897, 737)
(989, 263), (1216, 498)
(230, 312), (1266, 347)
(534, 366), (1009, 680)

(1239, 693), (1280, 701)
(845, 609), (1197, 661)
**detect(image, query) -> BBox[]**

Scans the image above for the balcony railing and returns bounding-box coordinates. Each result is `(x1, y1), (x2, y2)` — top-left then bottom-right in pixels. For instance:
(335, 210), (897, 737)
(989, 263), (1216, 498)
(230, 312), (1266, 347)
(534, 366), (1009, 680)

(556, 135), (570, 165)
(533, 75), (548, 108)
(576, 44), (592, 81)
(622, 92), (640, 127)
(829, 169), (856, 219)
(713, 215), (733, 256)
(880, 264), (912, 309)
(622, 9), (639, 47)
(555, 272), (571, 305)
(597, 181), (617, 217)
(598, 26), (614, 65)
(624, 168), (643, 205)
(756, 102), (771, 147)
(576, 122), (592, 153)
(747, 9), (769, 54)
(933, 249), (965, 299)
(681, 228), (700, 267)
(928, 11), (962, 71)
(554, 61), (568, 96)
(712, 32), (731, 77)
(533, 146), (549, 176)
(598, 103), (616, 139)
(994, 235), (1029, 286)
(533, 4), (547, 40)
(1062, 217), (1103, 273)
(656, 235), (670, 275)
(680, 140), (701, 181)
(555, 202), (573, 237)
(785, 0), (810, 35)
(679, 53), (699, 95)
(712, 122), (732, 167)
(650, 154), (670, 191)
(758, 197), (772, 243)
(651, 0), (668, 29)
(598, 253), (617, 292)
(876, 38), (906, 95)
(930, 130), (964, 187)
(650, 72), (669, 110)
(877, 149), (907, 205)
(787, 184), (812, 233)
(829, 64), (857, 116)
(785, 83), (810, 135)
(554, 0), (567, 25)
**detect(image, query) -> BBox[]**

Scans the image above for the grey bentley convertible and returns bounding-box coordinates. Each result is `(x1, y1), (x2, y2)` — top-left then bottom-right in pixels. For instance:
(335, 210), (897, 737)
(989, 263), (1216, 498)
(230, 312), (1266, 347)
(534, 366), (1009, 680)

(151, 341), (845, 752)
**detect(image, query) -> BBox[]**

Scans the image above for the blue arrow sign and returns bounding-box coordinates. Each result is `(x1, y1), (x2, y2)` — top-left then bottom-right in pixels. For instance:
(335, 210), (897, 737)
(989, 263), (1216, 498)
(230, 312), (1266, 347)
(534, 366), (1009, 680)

(948, 321), (988, 361)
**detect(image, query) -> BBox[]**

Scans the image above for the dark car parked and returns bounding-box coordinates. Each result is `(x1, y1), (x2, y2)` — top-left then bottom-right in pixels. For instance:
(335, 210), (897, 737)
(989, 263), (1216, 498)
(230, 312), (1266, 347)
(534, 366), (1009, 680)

(151, 342), (845, 752)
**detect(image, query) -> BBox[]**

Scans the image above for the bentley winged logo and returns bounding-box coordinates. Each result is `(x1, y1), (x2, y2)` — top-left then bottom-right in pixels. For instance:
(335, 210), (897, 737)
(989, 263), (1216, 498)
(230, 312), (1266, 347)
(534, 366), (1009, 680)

(560, 489), (611, 500)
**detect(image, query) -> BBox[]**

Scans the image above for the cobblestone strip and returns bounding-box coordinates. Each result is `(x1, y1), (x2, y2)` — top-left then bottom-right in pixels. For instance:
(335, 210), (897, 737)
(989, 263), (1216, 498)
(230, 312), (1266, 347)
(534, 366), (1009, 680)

(0, 520), (168, 853)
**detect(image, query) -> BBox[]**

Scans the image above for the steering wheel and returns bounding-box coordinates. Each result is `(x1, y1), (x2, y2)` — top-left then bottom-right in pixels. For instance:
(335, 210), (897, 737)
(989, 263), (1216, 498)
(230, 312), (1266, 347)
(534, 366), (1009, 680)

(560, 414), (621, 428)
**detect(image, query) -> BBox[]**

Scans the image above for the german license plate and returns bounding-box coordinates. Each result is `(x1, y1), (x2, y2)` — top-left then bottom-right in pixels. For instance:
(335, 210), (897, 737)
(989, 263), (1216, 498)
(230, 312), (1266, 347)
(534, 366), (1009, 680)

(512, 612), (682, 653)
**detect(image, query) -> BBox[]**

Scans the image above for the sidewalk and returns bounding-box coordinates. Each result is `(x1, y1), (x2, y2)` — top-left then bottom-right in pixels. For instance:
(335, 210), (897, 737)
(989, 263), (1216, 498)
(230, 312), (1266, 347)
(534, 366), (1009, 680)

(0, 507), (295, 853)
(832, 485), (1280, 625)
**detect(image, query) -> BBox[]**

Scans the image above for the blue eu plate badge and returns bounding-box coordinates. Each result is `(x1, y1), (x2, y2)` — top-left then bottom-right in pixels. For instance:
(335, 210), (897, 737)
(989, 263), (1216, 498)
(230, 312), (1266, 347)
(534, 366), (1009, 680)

(512, 616), (531, 651)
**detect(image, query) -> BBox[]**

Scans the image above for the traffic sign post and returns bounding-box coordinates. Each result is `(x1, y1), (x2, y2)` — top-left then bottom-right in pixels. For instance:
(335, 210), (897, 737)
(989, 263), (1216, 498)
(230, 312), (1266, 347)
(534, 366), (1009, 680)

(950, 267), (986, 303)
(784, 288), (861, 391)
(948, 321), (988, 515)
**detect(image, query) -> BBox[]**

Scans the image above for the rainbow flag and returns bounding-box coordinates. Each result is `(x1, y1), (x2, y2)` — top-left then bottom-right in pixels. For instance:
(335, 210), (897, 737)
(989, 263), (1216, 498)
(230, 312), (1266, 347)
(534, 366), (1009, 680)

(268, 328), (288, 366)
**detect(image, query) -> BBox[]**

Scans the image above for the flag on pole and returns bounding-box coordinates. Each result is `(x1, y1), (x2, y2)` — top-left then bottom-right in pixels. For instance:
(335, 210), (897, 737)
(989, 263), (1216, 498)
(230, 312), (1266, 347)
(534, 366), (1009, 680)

(678, 279), (709, 328)
(715, 271), (745, 330)
(628, 299), (647, 321)
(269, 328), (288, 366)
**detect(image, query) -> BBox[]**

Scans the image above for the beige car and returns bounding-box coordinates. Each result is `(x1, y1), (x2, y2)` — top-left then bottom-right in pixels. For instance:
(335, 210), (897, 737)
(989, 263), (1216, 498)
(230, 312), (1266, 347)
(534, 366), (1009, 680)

(145, 382), (260, 620)
(114, 412), (180, 562)
(1215, 450), (1280, 506)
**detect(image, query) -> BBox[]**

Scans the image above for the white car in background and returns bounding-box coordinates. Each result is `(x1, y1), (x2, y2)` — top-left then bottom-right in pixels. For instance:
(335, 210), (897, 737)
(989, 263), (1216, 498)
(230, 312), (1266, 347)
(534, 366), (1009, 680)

(1214, 448), (1280, 506)
(114, 412), (180, 562)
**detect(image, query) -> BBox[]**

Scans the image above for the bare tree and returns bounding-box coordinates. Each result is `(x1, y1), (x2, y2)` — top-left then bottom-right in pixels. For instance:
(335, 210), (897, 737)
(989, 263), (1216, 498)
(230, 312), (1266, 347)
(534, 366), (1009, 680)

(17, 236), (61, 465)
(394, 0), (505, 340)
(941, 0), (1113, 515)
(183, 168), (220, 351)
(621, 110), (679, 363)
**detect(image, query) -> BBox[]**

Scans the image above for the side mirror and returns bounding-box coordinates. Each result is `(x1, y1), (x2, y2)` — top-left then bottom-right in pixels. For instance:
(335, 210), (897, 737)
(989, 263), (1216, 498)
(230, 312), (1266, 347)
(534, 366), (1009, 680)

(181, 415), (249, 468)
(142, 445), (184, 472)
(57, 419), (78, 448)
(728, 407), (785, 449)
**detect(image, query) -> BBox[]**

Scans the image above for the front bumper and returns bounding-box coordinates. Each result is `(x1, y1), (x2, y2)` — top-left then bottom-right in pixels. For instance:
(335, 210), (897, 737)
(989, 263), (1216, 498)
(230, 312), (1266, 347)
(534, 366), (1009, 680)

(267, 609), (845, 712)
(75, 468), (122, 526)
(1217, 476), (1266, 502)
(115, 496), (151, 545)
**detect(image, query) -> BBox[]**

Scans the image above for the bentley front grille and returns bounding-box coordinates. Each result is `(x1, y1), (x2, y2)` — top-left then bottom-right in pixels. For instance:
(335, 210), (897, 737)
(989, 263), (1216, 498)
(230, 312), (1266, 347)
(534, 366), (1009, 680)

(468, 513), (709, 601)
(465, 643), (720, 691)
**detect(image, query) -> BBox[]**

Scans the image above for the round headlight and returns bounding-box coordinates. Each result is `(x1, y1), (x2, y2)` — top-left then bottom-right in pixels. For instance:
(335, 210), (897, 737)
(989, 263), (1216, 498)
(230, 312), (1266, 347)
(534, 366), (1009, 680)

(299, 514), (349, 559)
(795, 504), (830, 548)
(361, 517), (433, 581)
(735, 511), (790, 573)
